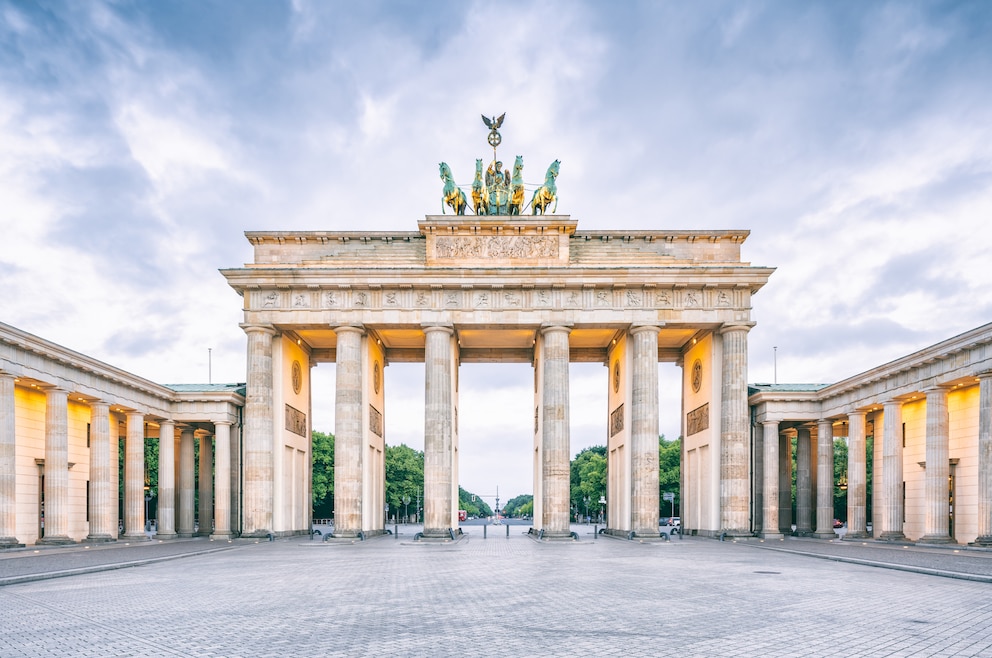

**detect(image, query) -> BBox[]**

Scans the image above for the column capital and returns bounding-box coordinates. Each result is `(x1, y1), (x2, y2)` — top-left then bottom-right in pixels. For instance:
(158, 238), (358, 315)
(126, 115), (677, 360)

(333, 324), (366, 336)
(629, 324), (662, 336)
(213, 420), (234, 427)
(540, 323), (573, 335)
(762, 419), (780, 428)
(240, 323), (277, 336)
(421, 323), (454, 335)
(847, 409), (868, 419)
(977, 370), (992, 380)
(718, 321), (755, 335)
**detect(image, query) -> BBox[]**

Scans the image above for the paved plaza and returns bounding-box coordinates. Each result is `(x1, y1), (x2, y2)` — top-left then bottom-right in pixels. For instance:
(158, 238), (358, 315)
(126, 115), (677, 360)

(2, 529), (992, 657)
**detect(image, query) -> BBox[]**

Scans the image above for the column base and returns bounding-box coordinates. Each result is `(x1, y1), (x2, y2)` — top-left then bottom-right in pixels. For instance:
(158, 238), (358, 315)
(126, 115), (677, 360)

(877, 531), (907, 542)
(36, 535), (76, 546)
(85, 534), (117, 543)
(842, 530), (870, 540)
(417, 528), (458, 541)
(531, 528), (576, 541)
(794, 528), (813, 537)
(209, 532), (233, 541)
(970, 536), (992, 547)
(0, 537), (25, 548)
(918, 534), (954, 544)
(120, 533), (151, 542)
(177, 531), (196, 538)
(239, 530), (274, 539)
(154, 532), (178, 540)
(812, 531), (838, 539)
(759, 532), (784, 540)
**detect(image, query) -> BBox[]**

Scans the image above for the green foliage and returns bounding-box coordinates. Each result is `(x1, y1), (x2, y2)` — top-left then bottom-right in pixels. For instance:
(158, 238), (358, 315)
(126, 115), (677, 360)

(518, 499), (533, 517)
(503, 494), (534, 518)
(833, 437), (847, 520)
(570, 446), (606, 519)
(658, 436), (680, 515)
(312, 430), (334, 518)
(457, 487), (493, 518)
(384, 443), (423, 518)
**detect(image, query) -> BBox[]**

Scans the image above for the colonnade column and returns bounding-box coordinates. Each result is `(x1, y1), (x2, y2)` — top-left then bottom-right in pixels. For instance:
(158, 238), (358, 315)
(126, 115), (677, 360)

(155, 420), (176, 539)
(813, 419), (836, 538)
(975, 373), (992, 545)
(630, 325), (661, 537)
(795, 426), (813, 536)
(540, 325), (572, 538)
(198, 434), (214, 535)
(879, 399), (906, 541)
(423, 324), (455, 538)
(38, 387), (73, 544)
(121, 411), (148, 541)
(86, 401), (114, 542)
(211, 421), (233, 539)
(921, 387), (952, 543)
(719, 323), (752, 536)
(761, 420), (783, 539)
(177, 427), (195, 537)
(0, 373), (20, 547)
(845, 411), (869, 539)
(242, 323), (276, 537)
(778, 433), (793, 534)
(332, 326), (364, 538)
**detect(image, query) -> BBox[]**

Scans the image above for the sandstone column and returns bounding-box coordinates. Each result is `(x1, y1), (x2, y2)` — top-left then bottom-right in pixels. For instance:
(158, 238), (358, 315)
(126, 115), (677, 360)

(813, 419), (836, 538)
(761, 421), (782, 538)
(155, 420), (177, 539)
(795, 426), (813, 536)
(540, 325), (572, 538)
(333, 326), (364, 538)
(198, 434), (214, 535)
(38, 387), (74, 544)
(921, 387), (952, 543)
(630, 325), (661, 537)
(879, 399), (906, 541)
(778, 432), (793, 534)
(242, 323), (276, 537)
(974, 374), (992, 545)
(720, 324), (752, 536)
(121, 411), (148, 541)
(229, 423), (240, 535)
(211, 421), (233, 539)
(177, 427), (196, 537)
(86, 401), (115, 542)
(845, 410), (869, 539)
(0, 373), (21, 547)
(423, 325), (455, 538)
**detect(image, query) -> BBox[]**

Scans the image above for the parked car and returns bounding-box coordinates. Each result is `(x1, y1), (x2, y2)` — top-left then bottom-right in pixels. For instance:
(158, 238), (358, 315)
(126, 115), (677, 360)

(668, 517), (681, 528)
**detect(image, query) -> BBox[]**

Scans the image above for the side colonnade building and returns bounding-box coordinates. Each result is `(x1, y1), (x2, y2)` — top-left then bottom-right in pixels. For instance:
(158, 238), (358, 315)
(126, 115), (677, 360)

(750, 323), (992, 545)
(0, 321), (244, 547)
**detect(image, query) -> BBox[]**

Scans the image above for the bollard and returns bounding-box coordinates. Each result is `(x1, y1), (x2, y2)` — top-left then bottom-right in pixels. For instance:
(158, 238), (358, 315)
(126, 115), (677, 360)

(594, 524), (598, 539)
(484, 524), (487, 539)
(394, 523), (398, 538)
(506, 524), (510, 538)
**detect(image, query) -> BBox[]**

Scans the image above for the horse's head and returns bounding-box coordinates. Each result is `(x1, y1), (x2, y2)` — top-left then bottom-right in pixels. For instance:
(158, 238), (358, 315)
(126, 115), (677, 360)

(513, 155), (523, 174)
(548, 160), (560, 178)
(476, 159), (484, 174)
(439, 162), (451, 180)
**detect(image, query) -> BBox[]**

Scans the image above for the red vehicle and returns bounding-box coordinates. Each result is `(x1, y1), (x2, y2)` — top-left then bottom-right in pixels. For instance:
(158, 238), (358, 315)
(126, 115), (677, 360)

(458, 510), (468, 522)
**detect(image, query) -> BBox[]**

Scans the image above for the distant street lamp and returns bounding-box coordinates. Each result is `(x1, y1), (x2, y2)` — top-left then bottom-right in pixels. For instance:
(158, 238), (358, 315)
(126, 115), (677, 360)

(144, 487), (153, 532)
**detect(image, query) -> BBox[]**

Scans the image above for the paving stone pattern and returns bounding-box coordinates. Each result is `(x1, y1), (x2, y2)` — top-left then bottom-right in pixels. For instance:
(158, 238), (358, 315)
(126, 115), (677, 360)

(2, 530), (992, 657)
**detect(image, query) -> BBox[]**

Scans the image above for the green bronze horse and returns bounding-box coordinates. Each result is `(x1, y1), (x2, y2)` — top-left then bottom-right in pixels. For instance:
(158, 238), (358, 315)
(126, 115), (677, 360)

(440, 162), (468, 215)
(530, 159), (560, 215)
(509, 155), (525, 216)
(472, 159), (488, 215)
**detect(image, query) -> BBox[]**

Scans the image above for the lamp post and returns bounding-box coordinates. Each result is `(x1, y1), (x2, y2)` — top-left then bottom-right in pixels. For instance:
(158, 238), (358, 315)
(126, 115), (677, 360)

(599, 495), (606, 524)
(583, 495), (590, 524)
(144, 486), (153, 532)
(402, 495), (410, 524)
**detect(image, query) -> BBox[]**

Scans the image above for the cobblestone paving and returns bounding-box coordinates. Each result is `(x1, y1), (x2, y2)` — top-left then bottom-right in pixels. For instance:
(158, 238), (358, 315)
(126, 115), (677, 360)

(2, 530), (992, 657)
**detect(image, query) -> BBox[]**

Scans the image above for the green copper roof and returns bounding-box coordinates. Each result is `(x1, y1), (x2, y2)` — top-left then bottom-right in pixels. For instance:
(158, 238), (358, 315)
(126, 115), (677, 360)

(748, 383), (831, 395)
(164, 383), (246, 395)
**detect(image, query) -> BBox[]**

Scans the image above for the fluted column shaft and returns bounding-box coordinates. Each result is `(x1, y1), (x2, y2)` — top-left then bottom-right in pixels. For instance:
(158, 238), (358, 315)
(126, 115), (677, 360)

(423, 325), (455, 537)
(778, 433), (793, 534)
(540, 325), (571, 537)
(155, 420), (176, 539)
(242, 324), (275, 537)
(813, 420), (836, 538)
(846, 411), (868, 539)
(795, 426), (813, 535)
(720, 324), (751, 535)
(178, 427), (195, 537)
(0, 373), (20, 546)
(879, 400), (906, 540)
(333, 326), (364, 537)
(631, 326), (661, 537)
(39, 387), (73, 544)
(761, 421), (782, 538)
(922, 388), (952, 543)
(975, 375), (992, 545)
(86, 402), (114, 541)
(121, 412), (148, 540)
(211, 422), (232, 538)
(198, 435), (213, 535)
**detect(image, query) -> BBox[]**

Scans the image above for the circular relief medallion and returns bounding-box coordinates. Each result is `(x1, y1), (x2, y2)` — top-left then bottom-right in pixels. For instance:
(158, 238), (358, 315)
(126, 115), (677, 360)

(373, 360), (381, 395)
(691, 358), (703, 393)
(291, 360), (302, 395)
(612, 359), (621, 393)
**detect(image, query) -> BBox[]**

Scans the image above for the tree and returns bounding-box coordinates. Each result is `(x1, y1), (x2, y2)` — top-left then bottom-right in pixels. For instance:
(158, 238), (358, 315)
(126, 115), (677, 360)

(658, 435), (680, 516)
(312, 430), (334, 518)
(833, 437), (847, 521)
(503, 494), (533, 518)
(458, 487), (493, 518)
(384, 443), (423, 520)
(570, 446), (606, 520)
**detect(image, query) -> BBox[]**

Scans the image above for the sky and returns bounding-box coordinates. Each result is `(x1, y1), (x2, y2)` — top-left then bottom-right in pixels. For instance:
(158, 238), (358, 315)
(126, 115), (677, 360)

(2, 1), (992, 504)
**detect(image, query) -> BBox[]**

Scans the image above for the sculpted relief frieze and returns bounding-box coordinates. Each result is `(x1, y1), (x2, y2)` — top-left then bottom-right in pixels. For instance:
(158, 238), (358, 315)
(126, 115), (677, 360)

(250, 285), (745, 313)
(434, 235), (559, 260)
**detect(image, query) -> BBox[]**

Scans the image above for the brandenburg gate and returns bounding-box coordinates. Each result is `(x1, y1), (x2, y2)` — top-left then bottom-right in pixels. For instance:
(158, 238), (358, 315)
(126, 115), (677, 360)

(221, 215), (774, 540)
